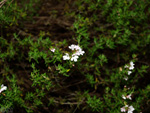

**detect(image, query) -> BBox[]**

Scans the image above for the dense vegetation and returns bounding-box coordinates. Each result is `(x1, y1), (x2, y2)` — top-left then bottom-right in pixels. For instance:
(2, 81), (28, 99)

(0, 0), (150, 112)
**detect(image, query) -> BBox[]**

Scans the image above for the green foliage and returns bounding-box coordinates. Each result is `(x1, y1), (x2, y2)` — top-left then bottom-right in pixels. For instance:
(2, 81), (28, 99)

(31, 63), (53, 90)
(0, 0), (150, 112)
(0, 74), (25, 111)
(86, 95), (104, 112)
(0, 0), (40, 26)
(85, 74), (96, 87)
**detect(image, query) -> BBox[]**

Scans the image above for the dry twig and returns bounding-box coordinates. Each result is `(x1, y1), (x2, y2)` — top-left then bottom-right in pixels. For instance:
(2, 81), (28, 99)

(0, 0), (7, 8)
(0, 0), (14, 9)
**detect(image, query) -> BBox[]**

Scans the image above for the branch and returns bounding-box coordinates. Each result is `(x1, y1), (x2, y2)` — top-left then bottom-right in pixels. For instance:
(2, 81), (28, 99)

(6, 0), (13, 10)
(0, 0), (7, 8)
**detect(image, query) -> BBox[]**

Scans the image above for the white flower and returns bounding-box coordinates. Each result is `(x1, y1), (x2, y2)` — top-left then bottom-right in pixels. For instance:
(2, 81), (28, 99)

(122, 94), (132, 100)
(63, 53), (70, 60)
(126, 94), (132, 100)
(69, 44), (81, 51)
(121, 106), (126, 112)
(128, 71), (132, 75)
(0, 84), (7, 93)
(71, 55), (79, 62)
(68, 44), (76, 50)
(69, 44), (85, 56)
(121, 105), (128, 112)
(122, 95), (126, 99)
(129, 61), (134, 70)
(124, 77), (128, 81)
(50, 48), (55, 52)
(74, 45), (81, 50)
(73, 50), (85, 56)
(128, 105), (135, 113)
(125, 65), (129, 68)
(124, 61), (135, 70)
(78, 49), (85, 55)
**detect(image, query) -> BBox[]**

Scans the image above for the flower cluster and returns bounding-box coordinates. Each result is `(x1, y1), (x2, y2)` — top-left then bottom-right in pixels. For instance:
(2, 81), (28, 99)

(0, 84), (7, 93)
(124, 61), (135, 80)
(121, 61), (135, 113)
(121, 105), (135, 113)
(63, 44), (85, 62)
(121, 86), (135, 113)
(125, 61), (135, 74)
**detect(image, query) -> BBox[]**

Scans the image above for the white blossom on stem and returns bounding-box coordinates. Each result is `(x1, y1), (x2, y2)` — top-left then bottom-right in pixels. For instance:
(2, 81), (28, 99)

(50, 48), (55, 52)
(124, 77), (128, 81)
(121, 105), (128, 112)
(0, 84), (7, 93)
(128, 105), (135, 113)
(122, 94), (132, 100)
(125, 61), (135, 70)
(128, 71), (132, 75)
(71, 55), (79, 62)
(63, 44), (85, 62)
(129, 61), (134, 70)
(63, 53), (70, 60)
(126, 94), (132, 100)
(121, 105), (135, 113)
